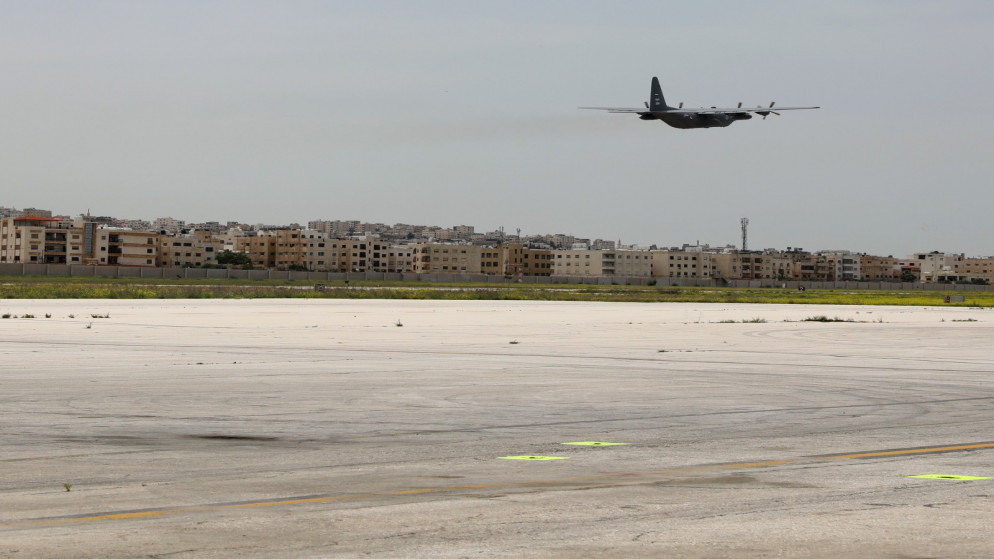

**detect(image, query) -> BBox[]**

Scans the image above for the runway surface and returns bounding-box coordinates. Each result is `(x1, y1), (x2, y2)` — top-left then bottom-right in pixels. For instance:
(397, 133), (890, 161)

(2, 299), (993, 558)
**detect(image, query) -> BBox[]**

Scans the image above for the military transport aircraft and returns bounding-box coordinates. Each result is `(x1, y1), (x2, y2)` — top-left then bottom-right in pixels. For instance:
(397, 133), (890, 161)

(581, 77), (819, 129)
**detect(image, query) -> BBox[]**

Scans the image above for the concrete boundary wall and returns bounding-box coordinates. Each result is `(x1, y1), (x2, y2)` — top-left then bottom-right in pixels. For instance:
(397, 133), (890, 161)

(1, 263), (992, 292)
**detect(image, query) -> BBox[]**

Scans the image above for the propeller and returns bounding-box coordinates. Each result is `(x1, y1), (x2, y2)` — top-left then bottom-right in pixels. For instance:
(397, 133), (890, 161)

(644, 101), (649, 108)
(678, 102), (683, 109)
(757, 101), (781, 119)
(737, 102), (742, 108)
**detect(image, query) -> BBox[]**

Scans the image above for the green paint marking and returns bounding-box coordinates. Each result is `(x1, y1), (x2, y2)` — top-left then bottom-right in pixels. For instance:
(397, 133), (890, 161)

(497, 455), (570, 461)
(908, 474), (991, 481)
(561, 442), (630, 446)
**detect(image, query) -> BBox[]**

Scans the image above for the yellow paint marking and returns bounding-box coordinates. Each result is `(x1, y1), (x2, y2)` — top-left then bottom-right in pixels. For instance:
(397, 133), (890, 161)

(67, 511), (169, 523)
(908, 474), (991, 481)
(707, 460), (795, 470)
(5, 441), (992, 530)
(393, 488), (445, 495)
(818, 442), (994, 460)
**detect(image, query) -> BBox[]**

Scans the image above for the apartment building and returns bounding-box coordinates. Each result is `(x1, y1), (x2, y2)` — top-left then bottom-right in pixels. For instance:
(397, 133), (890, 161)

(481, 247), (502, 275)
(553, 249), (604, 277)
(108, 230), (161, 267)
(412, 243), (483, 274)
(231, 230), (388, 272)
(298, 230), (328, 271)
(387, 246), (415, 273)
(1, 217), (69, 264)
(651, 250), (713, 279)
(611, 250), (652, 277)
(712, 251), (773, 280)
(960, 258), (994, 283)
(332, 239), (389, 272)
(0, 217), (109, 265)
(234, 235), (277, 269)
(859, 255), (900, 281)
(553, 249), (651, 277)
(905, 252), (965, 283)
(709, 250), (887, 282)
(0, 218), (158, 266)
(0, 207), (53, 219)
(819, 251), (861, 281)
(520, 247), (553, 276)
(158, 230), (218, 268)
(151, 217), (185, 233)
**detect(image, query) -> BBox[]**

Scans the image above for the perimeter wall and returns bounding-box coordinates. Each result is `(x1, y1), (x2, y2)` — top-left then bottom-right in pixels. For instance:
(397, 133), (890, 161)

(1, 263), (992, 292)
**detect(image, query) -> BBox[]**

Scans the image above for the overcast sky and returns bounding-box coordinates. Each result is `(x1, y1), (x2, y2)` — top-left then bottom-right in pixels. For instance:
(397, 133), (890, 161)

(2, 1), (993, 256)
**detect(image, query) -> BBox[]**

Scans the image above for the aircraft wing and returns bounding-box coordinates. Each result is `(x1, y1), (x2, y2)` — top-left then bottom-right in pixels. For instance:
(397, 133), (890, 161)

(580, 106), (819, 114)
(677, 106), (820, 114)
(578, 107), (646, 113)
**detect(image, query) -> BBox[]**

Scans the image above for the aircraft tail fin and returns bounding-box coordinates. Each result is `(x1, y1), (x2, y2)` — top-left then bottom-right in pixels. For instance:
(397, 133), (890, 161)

(649, 77), (669, 111)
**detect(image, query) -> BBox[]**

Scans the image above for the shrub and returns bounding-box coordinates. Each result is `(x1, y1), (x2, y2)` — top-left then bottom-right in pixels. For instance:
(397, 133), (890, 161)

(803, 315), (854, 322)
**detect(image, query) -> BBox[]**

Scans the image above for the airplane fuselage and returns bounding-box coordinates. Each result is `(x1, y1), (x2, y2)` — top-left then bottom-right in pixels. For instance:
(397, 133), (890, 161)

(641, 111), (754, 129)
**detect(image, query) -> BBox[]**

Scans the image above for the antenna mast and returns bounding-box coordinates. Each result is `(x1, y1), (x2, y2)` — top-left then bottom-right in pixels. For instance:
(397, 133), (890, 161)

(740, 218), (749, 251)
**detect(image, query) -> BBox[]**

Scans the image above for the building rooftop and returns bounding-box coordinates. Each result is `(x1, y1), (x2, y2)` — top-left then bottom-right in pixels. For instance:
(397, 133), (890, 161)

(13, 216), (62, 222)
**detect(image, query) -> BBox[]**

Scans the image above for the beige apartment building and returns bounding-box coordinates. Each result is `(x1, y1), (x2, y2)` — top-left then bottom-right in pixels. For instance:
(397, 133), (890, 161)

(766, 251), (802, 280)
(553, 249), (605, 277)
(960, 258), (994, 283)
(553, 249), (651, 277)
(109, 230), (160, 267)
(387, 246), (415, 273)
(224, 232), (357, 270)
(651, 250), (713, 279)
(0, 217), (109, 265)
(234, 235), (278, 269)
(711, 252), (774, 280)
(1, 218), (168, 267)
(481, 247), (502, 275)
(412, 243), (483, 274)
(520, 247), (553, 276)
(816, 251), (861, 281)
(907, 252), (964, 283)
(158, 231), (218, 268)
(233, 230), (306, 270)
(1, 217), (70, 264)
(231, 231), (389, 272)
(330, 239), (389, 272)
(707, 250), (900, 282)
(270, 230), (307, 270)
(295, 231), (390, 272)
(611, 250), (652, 277)
(860, 255), (900, 281)
(299, 230), (332, 271)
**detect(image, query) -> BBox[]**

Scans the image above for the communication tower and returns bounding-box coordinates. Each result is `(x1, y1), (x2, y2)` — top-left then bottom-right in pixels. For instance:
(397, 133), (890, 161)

(741, 218), (749, 251)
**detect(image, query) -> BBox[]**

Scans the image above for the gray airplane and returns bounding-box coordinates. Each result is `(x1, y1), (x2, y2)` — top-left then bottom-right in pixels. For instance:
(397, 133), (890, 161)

(581, 77), (819, 129)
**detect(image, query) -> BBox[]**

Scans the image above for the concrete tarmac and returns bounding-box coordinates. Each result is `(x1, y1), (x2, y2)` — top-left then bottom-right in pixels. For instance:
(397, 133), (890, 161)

(2, 299), (993, 558)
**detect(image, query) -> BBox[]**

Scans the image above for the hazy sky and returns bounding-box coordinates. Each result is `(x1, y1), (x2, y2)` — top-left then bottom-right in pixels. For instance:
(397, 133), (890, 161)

(3, 1), (993, 256)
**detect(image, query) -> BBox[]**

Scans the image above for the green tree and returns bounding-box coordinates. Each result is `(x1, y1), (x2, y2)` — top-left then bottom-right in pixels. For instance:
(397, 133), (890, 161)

(216, 250), (253, 268)
(900, 269), (917, 282)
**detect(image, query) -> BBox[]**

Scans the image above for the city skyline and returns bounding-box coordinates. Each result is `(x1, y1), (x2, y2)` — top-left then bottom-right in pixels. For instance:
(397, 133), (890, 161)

(3, 3), (993, 256)
(1, 203), (989, 259)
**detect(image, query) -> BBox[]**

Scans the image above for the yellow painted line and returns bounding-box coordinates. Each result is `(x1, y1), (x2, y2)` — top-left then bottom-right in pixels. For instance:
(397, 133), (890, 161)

(816, 442), (994, 460)
(498, 455), (570, 460)
(4, 441), (992, 530)
(908, 474), (991, 481)
(62, 510), (170, 524)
